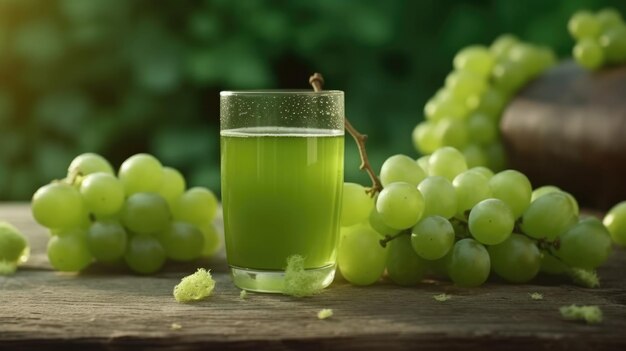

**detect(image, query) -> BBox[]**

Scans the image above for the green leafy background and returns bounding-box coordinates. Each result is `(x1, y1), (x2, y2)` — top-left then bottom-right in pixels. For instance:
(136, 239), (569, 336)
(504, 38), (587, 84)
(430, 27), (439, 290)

(0, 0), (623, 200)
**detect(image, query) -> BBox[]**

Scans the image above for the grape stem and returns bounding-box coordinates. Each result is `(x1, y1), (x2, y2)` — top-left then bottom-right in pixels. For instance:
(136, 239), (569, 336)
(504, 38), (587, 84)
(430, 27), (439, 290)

(379, 230), (410, 248)
(309, 73), (383, 196)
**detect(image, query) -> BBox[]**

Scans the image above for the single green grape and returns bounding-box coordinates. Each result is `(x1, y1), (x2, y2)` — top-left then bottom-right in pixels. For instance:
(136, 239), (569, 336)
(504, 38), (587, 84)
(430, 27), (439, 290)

(447, 238), (490, 287)
(540, 251), (568, 275)
(468, 198), (514, 245)
(453, 170), (492, 217)
(603, 201), (626, 246)
(80, 172), (125, 216)
(488, 170), (532, 219)
(47, 230), (93, 272)
(491, 60), (526, 94)
(122, 192), (171, 234)
(171, 187), (218, 227)
(418, 176), (457, 219)
(124, 234), (166, 274)
(411, 216), (455, 260)
(341, 182), (375, 227)
(199, 223), (222, 257)
(369, 207), (401, 236)
(68, 153), (114, 177)
(531, 185), (561, 202)
(445, 70), (488, 101)
(424, 92), (468, 121)
(434, 119), (468, 150)
(32, 182), (85, 229)
(416, 155), (430, 174)
(118, 153), (164, 194)
(468, 166), (494, 180)
(574, 38), (604, 70)
(0, 221), (28, 264)
(556, 218), (612, 269)
(596, 8), (623, 31)
(158, 222), (204, 261)
(467, 112), (497, 145)
(521, 192), (577, 240)
(157, 167), (186, 207)
(568, 10), (601, 40)
(428, 147), (468, 181)
(488, 233), (541, 283)
(412, 121), (440, 154)
(86, 220), (127, 263)
(490, 34), (519, 59)
(380, 154), (426, 187)
(471, 87), (506, 119)
(337, 224), (388, 286)
(461, 144), (488, 169)
(453, 45), (495, 77)
(386, 234), (427, 286)
(376, 182), (424, 230)
(600, 25), (626, 63)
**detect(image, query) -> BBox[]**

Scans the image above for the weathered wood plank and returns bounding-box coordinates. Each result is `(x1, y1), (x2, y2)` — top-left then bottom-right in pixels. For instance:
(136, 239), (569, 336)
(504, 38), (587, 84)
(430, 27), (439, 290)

(1, 203), (625, 350)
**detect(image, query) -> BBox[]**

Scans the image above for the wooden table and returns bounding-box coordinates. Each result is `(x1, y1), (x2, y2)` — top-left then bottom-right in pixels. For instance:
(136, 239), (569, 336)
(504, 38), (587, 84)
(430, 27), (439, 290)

(1, 203), (625, 350)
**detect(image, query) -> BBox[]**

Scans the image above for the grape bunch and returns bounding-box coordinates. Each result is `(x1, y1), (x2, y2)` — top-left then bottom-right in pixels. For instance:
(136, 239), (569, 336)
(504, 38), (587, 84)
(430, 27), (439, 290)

(569, 8), (626, 70)
(412, 35), (556, 171)
(337, 147), (621, 287)
(30, 153), (221, 274)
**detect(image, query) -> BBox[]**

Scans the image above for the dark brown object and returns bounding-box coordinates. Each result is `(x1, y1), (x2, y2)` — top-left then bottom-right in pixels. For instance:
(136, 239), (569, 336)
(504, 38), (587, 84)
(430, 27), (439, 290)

(1, 203), (626, 350)
(501, 61), (626, 210)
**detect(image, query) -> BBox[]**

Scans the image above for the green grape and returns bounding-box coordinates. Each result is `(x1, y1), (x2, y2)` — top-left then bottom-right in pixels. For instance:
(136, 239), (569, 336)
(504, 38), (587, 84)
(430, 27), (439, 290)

(488, 170), (532, 219)
(469, 166), (494, 180)
(158, 222), (204, 261)
(157, 167), (186, 206)
(425, 93), (468, 121)
(531, 185), (561, 202)
(490, 34), (519, 59)
(337, 224), (388, 286)
(386, 234), (427, 286)
(199, 223), (222, 257)
(556, 218), (612, 269)
(521, 192), (577, 240)
(562, 191), (580, 216)
(448, 238), (490, 287)
(411, 216), (455, 260)
(32, 182), (85, 229)
(453, 45), (495, 77)
(0, 221), (28, 264)
(412, 121), (440, 154)
(445, 70), (487, 101)
(434, 119), (468, 149)
(86, 220), (127, 263)
(574, 38), (604, 70)
(488, 233), (541, 283)
(418, 176), (457, 219)
(376, 182), (424, 230)
(80, 173), (125, 216)
(491, 61), (526, 94)
(380, 154), (426, 187)
(416, 155), (430, 174)
(428, 147), (468, 181)
(118, 153), (164, 194)
(172, 187), (218, 226)
(464, 151), (487, 170)
(68, 152), (114, 176)
(122, 193), (171, 234)
(596, 8), (623, 31)
(369, 207), (401, 236)
(453, 170), (492, 217)
(603, 201), (626, 246)
(467, 112), (497, 145)
(47, 230), (93, 272)
(568, 10), (601, 40)
(485, 142), (507, 171)
(124, 234), (166, 274)
(470, 87), (506, 119)
(468, 198), (514, 245)
(540, 251), (568, 275)
(341, 182), (375, 226)
(600, 25), (626, 63)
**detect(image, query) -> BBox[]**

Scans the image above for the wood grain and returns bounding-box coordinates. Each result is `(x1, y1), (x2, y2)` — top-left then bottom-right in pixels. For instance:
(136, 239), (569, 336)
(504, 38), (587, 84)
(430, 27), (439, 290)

(1, 203), (625, 350)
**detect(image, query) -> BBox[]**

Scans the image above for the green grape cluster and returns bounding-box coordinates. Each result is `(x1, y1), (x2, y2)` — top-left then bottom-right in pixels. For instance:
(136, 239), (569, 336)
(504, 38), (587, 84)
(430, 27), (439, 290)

(337, 147), (619, 288)
(31, 153), (222, 274)
(569, 8), (626, 70)
(412, 35), (556, 171)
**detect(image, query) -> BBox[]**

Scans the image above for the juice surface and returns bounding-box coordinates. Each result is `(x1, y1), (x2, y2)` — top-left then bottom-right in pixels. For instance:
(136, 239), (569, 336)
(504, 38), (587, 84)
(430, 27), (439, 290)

(221, 127), (344, 270)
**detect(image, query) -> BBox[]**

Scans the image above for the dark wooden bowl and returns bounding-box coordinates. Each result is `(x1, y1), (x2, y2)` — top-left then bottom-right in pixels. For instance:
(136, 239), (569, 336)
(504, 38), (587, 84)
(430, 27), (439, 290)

(501, 61), (626, 210)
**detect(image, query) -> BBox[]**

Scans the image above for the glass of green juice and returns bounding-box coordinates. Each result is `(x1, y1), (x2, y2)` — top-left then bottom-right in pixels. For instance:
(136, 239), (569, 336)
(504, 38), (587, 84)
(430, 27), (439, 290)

(220, 90), (345, 293)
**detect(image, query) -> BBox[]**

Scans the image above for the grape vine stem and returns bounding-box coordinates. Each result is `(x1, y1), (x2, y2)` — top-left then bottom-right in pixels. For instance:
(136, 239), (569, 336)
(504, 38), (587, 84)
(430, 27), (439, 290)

(309, 73), (383, 196)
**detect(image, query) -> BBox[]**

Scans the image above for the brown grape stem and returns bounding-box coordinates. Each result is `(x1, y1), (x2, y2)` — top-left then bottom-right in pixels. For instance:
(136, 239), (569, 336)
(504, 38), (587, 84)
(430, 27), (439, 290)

(379, 230), (411, 248)
(309, 73), (383, 196)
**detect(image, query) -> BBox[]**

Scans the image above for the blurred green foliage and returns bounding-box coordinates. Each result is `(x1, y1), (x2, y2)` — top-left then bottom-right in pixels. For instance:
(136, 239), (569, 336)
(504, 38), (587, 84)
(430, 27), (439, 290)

(0, 0), (624, 200)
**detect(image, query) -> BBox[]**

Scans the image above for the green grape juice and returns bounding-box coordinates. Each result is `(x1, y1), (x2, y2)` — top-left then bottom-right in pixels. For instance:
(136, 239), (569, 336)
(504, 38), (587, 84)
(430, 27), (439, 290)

(221, 127), (344, 270)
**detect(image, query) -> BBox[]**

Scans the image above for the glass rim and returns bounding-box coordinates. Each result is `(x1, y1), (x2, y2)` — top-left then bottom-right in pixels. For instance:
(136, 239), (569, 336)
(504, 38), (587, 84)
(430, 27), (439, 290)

(220, 89), (343, 97)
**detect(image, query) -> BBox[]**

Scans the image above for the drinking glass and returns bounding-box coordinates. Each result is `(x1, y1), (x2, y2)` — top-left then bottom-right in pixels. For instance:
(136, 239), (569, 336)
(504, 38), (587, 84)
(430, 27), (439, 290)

(220, 90), (344, 293)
